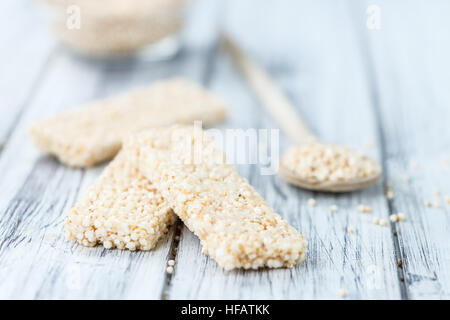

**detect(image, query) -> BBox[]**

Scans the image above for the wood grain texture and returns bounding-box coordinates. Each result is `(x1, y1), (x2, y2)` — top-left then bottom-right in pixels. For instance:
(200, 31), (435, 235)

(168, 0), (400, 299)
(0, 50), (217, 299)
(0, 0), (449, 299)
(0, 0), (224, 299)
(0, 0), (56, 147)
(352, 0), (450, 299)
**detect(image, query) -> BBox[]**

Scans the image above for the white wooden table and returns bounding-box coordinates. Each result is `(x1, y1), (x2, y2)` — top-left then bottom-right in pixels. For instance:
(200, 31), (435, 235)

(0, 0), (449, 300)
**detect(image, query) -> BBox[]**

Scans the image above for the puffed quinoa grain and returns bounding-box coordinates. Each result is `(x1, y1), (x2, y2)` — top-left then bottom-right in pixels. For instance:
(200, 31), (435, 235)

(357, 204), (372, 213)
(443, 157), (450, 167)
(386, 189), (394, 200)
(29, 78), (227, 167)
(389, 214), (398, 223)
(166, 266), (174, 274)
(372, 217), (380, 225)
(66, 152), (176, 250)
(307, 198), (316, 207)
(410, 160), (419, 170)
(338, 289), (347, 298)
(397, 213), (406, 221)
(125, 125), (307, 270)
(379, 219), (387, 226)
(347, 226), (355, 233)
(330, 205), (338, 212)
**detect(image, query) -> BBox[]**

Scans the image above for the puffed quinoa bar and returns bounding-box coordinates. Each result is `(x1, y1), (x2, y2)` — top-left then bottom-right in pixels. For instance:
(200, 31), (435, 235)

(124, 125), (307, 270)
(66, 152), (176, 250)
(29, 78), (227, 167)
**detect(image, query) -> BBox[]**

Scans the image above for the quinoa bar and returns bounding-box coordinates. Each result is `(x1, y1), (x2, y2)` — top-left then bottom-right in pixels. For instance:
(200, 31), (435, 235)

(124, 125), (307, 270)
(29, 78), (227, 167)
(66, 152), (176, 250)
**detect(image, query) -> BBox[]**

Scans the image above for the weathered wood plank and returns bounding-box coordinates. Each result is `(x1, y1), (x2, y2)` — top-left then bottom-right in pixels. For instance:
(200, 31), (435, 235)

(0, 1), (56, 146)
(353, 0), (450, 299)
(0, 51), (106, 299)
(0, 0), (225, 299)
(168, 0), (401, 299)
(1, 0), (448, 300)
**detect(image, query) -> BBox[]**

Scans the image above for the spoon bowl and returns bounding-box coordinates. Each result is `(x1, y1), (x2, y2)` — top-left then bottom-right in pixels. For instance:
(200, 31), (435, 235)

(279, 152), (382, 192)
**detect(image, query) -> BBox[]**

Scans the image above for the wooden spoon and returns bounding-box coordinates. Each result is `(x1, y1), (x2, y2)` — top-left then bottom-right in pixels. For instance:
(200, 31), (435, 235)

(222, 34), (382, 192)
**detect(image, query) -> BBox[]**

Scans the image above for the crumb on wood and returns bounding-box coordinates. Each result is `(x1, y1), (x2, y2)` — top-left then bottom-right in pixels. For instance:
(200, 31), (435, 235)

(338, 289), (347, 298)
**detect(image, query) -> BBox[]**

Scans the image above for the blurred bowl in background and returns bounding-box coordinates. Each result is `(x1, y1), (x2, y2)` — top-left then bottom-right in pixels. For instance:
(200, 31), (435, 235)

(41, 0), (190, 60)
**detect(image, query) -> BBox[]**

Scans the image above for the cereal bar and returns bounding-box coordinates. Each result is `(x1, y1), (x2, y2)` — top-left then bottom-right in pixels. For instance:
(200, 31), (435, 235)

(30, 78), (227, 167)
(124, 125), (307, 270)
(66, 152), (176, 250)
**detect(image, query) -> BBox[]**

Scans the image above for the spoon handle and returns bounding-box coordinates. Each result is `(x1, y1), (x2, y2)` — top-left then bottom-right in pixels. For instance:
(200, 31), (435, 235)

(222, 34), (317, 145)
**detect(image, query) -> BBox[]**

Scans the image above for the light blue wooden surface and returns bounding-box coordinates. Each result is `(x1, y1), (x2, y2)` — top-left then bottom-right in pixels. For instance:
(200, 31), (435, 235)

(0, 0), (448, 299)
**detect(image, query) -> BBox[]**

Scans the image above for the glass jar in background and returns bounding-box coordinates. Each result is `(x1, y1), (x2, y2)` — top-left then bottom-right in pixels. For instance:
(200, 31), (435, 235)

(41, 0), (189, 60)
